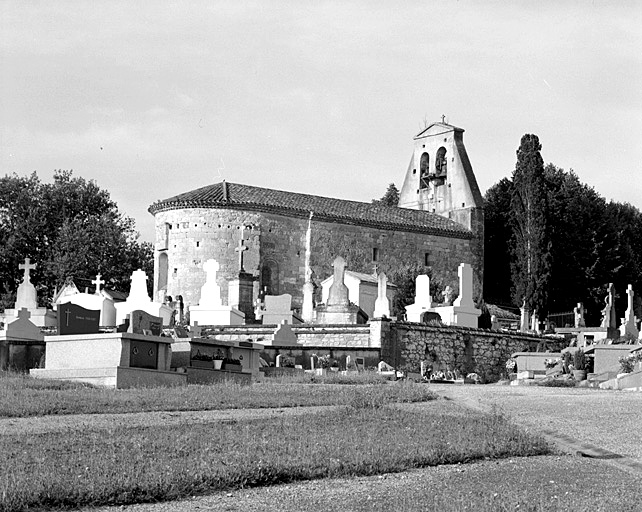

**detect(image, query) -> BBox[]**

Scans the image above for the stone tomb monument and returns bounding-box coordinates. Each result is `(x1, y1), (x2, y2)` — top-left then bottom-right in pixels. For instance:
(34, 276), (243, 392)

(115, 270), (173, 326)
(190, 259), (245, 326)
(0, 308), (45, 371)
(427, 263), (481, 328)
(372, 273), (391, 319)
(0, 258), (56, 327)
(405, 275), (433, 322)
(57, 274), (117, 327)
(257, 294), (302, 325)
(619, 284), (639, 339)
(320, 269), (396, 320)
(30, 307), (182, 388)
(57, 303), (100, 335)
(315, 257), (367, 324)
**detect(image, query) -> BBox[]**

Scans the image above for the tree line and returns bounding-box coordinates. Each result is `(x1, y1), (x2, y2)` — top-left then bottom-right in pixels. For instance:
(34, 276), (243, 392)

(0, 170), (153, 309)
(485, 134), (642, 326)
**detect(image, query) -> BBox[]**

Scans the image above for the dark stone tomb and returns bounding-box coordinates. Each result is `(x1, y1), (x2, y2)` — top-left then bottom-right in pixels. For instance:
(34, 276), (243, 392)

(58, 303), (100, 335)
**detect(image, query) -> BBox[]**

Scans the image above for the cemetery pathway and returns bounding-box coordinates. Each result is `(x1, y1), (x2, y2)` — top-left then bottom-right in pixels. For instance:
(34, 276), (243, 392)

(431, 384), (642, 464)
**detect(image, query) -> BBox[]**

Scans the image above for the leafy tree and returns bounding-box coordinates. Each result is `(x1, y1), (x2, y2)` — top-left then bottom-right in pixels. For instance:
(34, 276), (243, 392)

(0, 170), (152, 308)
(372, 183), (399, 207)
(483, 178), (513, 306)
(510, 134), (551, 315)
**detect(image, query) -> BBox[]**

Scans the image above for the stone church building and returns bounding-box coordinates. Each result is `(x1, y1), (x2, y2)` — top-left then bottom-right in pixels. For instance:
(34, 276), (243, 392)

(148, 122), (484, 319)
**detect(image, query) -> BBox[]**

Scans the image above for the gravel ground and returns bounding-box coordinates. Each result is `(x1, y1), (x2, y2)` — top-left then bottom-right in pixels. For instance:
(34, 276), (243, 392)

(431, 384), (642, 461)
(83, 456), (642, 512)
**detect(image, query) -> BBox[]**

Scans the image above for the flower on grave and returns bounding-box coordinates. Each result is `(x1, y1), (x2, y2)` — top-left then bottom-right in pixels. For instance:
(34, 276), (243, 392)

(505, 359), (517, 372)
(619, 352), (642, 374)
(318, 355), (332, 369)
(544, 358), (561, 369)
(466, 372), (481, 382)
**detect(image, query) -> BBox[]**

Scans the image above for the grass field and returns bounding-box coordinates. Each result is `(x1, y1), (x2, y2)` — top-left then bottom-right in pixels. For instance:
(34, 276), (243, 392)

(0, 397), (551, 511)
(0, 372), (425, 417)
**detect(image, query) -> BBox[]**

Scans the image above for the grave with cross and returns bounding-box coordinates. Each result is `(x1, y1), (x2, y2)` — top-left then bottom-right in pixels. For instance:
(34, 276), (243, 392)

(114, 269), (174, 326)
(0, 258), (56, 328)
(190, 258), (245, 326)
(57, 275), (118, 327)
(0, 308), (45, 372)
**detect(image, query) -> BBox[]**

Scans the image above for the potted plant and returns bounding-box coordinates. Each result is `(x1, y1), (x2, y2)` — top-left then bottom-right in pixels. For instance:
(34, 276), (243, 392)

(213, 350), (224, 370)
(573, 350), (587, 381)
(223, 357), (243, 372)
(191, 350), (214, 368)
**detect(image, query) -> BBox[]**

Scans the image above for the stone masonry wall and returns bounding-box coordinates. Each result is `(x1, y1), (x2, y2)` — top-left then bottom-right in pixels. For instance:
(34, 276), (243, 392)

(383, 323), (567, 383)
(196, 324), (374, 348)
(153, 207), (476, 312)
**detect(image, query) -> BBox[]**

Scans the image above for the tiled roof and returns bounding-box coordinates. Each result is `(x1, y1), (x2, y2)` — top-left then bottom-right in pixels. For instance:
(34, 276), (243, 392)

(148, 181), (472, 238)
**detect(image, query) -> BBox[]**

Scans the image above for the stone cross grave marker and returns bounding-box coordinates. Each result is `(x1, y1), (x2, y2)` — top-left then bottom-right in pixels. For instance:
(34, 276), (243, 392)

(16, 257), (38, 310)
(415, 275), (432, 307)
(199, 259), (223, 307)
(373, 272), (390, 318)
(453, 263), (474, 308)
(327, 256), (349, 307)
(235, 235), (248, 272)
(92, 274), (105, 295)
(19, 258), (36, 282)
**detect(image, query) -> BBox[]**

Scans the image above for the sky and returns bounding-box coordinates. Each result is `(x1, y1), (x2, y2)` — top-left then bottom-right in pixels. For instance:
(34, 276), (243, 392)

(1, 1), (641, 243)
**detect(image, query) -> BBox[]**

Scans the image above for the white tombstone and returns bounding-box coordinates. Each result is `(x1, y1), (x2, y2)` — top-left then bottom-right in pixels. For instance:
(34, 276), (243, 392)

(115, 270), (173, 325)
(620, 284), (639, 339)
(275, 354), (283, 368)
(1, 258), (56, 327)
(490, 314), (500, 330)
(520, 302), (529, 332)
(405, 275), (433, 322)
(261, 294), (301, 325)
(372, 273), (391, 318)
(190, 259), (245, 326)
(426, 263), (481, 328)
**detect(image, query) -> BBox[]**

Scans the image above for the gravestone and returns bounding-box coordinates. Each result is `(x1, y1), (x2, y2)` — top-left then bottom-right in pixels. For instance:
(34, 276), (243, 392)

(115, 269), (173, 325)
(426, 263), (480, 327)
(261, 294), (301, 325)
(128, 310), (163, 336)
(601, 283), (617, 329)
(372, 273), (391, 318)
(405, 275), (433, 322)
(328, 256), (349, 307)
(58, 303), (100, 335)
(0, 308), (45, 371)
(619, 284), (639, 339)
(574, 302), (586, 328)
(314, 256), (365, 324)
(190, 259), (245, 326)
(1, 258), (56, 327)
(272, 320), (299, 345)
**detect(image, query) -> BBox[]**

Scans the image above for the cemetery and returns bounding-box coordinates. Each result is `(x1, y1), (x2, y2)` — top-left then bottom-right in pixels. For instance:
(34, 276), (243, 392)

(1, 246), (641, 391)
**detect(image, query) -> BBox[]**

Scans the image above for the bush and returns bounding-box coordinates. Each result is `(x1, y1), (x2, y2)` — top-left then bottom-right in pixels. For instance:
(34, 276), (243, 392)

(573, 350), (586, 371)
(537, 378), (576, 387)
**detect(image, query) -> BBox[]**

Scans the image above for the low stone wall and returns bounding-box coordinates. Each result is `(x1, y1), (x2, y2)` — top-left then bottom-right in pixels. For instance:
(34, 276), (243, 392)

(196, 323), (375, 348)
(259, 346), (381, 371)
(191, 321), (566, 382)
(382, 323), (567, 383)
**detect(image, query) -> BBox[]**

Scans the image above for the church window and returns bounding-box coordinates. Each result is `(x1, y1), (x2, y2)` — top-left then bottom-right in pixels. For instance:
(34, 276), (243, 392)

(158, 252), (168, 291)
(173, 268), (178, 274)
(196, 241), (200, 247)
(424, 252), (431, 266)
(435, 147), (447, 177)
(261, 260), (279, 295)
(419, 153), (430, 189)
(372, 247), (380, 262)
